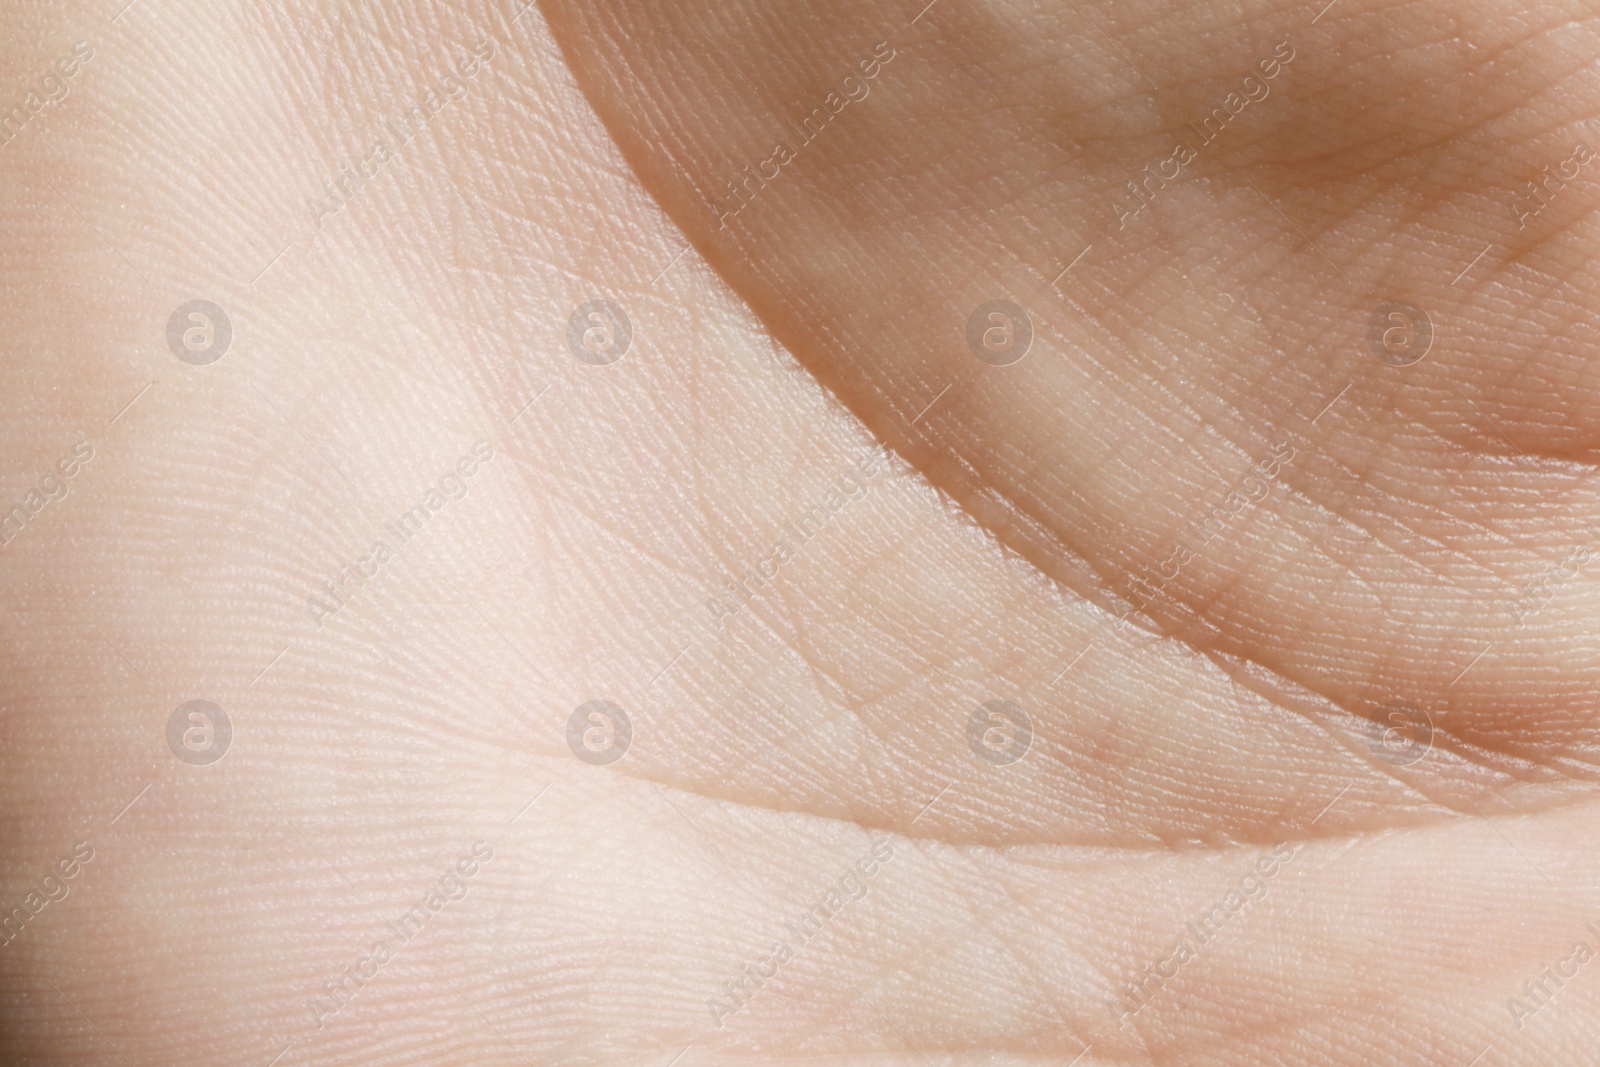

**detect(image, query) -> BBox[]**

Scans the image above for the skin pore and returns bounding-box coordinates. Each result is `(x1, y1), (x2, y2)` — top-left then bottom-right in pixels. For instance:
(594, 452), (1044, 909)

(2, 0), (1600, 1064)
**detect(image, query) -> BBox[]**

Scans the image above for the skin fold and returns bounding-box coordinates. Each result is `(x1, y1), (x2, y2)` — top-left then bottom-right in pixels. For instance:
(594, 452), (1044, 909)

(0, 0), (1597, 1063)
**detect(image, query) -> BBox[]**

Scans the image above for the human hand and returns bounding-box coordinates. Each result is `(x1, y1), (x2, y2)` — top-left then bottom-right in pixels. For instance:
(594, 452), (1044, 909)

(3, 0), (1598, 1064)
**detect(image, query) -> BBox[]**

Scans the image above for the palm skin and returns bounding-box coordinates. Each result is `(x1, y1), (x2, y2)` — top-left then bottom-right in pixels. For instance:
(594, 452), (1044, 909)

(1, 0), (1598, 1064)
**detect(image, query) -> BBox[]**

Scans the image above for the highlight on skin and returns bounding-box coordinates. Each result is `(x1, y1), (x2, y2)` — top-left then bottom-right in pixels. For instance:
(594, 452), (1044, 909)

(3, 1), (1600, 1064)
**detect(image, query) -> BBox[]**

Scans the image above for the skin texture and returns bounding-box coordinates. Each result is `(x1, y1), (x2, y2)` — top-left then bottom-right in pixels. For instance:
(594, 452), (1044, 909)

(1, 0), (1598, 1063)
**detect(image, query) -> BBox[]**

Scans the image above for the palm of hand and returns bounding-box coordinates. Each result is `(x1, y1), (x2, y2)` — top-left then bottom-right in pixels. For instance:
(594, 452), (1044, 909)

(2, 1), (1598, 1064)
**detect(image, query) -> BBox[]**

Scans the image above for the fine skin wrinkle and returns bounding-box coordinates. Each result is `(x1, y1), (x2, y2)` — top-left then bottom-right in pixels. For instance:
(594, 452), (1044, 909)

(4, 1), (1600, 1065)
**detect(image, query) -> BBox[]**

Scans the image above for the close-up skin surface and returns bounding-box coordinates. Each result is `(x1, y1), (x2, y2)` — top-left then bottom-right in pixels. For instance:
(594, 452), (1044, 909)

(2, 0), (1599, 1063)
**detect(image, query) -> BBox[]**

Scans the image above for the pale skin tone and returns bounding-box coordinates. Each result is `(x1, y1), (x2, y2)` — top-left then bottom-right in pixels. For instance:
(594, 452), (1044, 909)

(2, 0), (1599, 1062)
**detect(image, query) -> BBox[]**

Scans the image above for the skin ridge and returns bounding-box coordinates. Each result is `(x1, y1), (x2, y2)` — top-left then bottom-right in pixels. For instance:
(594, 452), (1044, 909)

(537, 0), (1600, 838)
(5, 4), (1596, 1062)
(1199, 643), (1600, 819)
